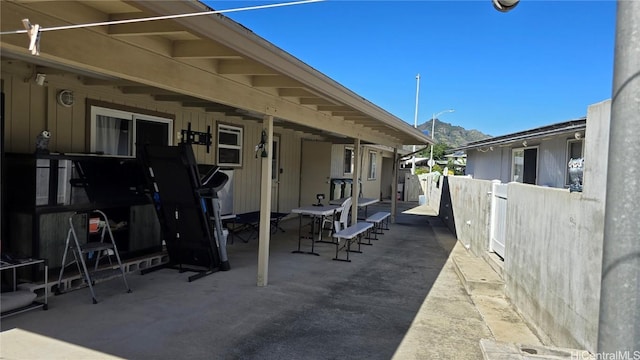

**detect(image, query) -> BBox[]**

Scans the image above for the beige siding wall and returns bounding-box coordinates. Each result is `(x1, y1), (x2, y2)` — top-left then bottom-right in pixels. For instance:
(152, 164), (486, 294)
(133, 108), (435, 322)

(330, 144), (389, 199)
(278, 130), (302, 211)
(2, 62), (302, 214)
(330, 144), (347, 178)
(361, 148), (383, 199)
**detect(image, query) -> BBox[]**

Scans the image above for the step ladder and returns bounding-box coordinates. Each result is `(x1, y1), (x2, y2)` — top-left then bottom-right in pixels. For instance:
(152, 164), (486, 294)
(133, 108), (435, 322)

(56, 210), (131, 304)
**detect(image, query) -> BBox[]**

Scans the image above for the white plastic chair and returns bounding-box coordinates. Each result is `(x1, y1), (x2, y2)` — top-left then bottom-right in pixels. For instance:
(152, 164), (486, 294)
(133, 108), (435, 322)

(321, 197), (351, 235)
(332, 197), (352, 234)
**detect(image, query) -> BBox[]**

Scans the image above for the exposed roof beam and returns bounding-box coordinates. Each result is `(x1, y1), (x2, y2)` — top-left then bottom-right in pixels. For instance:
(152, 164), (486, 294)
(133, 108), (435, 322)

(331, 111), (361, 117)
(317, 105), (351, 112)
(217, 60), (278, 75)
(119, 86), (174, 94)
(182, 101), (213, 108)
(108, 20), (186, 36)
(299, 98), (337, 106)
(172, 40), (241, 59)
(83, 78), (136, 86)
(205, 105), (236, 113)
(278, 88), (315, 97)
(252, 76), (303, 88)
(154, 94), (197, 101)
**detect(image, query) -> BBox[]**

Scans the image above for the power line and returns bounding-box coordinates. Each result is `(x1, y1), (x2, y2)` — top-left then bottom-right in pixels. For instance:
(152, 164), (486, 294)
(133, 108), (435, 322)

(0, 0), (323, 35)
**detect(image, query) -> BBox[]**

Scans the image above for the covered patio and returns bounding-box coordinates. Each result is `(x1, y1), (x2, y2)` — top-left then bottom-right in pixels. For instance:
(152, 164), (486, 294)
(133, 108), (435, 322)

(1, 0), (432, 288)
(1, 201), (496, 360)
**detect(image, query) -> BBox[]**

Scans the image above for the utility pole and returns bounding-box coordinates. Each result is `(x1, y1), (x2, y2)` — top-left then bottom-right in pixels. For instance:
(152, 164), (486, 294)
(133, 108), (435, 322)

(598, 0), (640, 353)
(412, 73), (420, 175)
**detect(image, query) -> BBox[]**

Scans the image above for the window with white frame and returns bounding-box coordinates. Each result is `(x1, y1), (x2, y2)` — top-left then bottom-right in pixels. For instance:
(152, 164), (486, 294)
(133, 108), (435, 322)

(368, 151), (377, 180)
(344, 147), (354, 174)
(217, 124), (243, 167)
(90, 105), (173, 157)
(566, 139), (584, 186)
(511, 147), (538, 184)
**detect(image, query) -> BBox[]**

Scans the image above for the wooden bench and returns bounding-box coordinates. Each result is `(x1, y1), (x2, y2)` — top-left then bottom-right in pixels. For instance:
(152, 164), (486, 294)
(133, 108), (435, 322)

(331, 222), (373, 262)
(365, 211), (391, 240)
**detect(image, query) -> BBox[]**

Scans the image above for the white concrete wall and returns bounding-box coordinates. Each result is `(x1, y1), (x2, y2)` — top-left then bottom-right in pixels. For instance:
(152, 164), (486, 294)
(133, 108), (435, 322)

(446, 176), (493, 255)
(582, 100), (611, 203)
(503, 101), (609, 351)
(503, 183), (603, 351)
(422, 172), (443, 211)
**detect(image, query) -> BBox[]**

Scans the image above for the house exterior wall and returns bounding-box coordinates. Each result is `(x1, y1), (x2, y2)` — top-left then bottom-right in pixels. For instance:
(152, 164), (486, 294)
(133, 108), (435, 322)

(466, 148), (505, 181)
(465, 135), (585, 189)
(1, 63), (303, 215)
(330, 144), (388, 199)
(380, 156), (394, 199)
(330, 145), (349, 179)
(537, 137), (572, 187)
(361, 148), (382, 199)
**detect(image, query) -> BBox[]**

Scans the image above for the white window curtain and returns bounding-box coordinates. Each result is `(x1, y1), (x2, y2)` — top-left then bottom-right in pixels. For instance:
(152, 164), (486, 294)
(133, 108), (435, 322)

(95, 115), (123, 155)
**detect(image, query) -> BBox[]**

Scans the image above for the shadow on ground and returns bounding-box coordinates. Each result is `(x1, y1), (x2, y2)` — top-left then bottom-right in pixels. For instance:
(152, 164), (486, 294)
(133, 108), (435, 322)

(1, 201), (462, 360)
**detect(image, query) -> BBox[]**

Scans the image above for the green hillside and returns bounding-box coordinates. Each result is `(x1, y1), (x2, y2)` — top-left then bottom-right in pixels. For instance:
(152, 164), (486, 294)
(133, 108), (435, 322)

(417, 119), (491, 148)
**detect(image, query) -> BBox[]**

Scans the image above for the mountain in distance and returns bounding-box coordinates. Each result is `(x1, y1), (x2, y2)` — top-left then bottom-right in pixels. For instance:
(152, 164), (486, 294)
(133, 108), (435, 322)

(417, 119), (491, 148)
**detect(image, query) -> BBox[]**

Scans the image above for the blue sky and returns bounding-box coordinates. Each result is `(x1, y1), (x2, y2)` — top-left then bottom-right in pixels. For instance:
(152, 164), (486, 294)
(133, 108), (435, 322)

(207, 0), (616, 136)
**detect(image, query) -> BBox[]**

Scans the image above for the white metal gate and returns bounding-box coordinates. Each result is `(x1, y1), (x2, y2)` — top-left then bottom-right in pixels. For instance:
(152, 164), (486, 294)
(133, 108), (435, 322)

(490, 181), (508, 258)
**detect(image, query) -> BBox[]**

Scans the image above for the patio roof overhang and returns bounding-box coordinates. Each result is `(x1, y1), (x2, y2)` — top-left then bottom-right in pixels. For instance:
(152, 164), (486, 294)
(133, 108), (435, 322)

(0, 0), (432, 148)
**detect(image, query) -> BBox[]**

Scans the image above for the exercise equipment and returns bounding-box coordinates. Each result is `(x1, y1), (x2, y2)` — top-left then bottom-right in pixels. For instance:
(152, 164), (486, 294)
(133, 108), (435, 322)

(139, 144), (230, 281)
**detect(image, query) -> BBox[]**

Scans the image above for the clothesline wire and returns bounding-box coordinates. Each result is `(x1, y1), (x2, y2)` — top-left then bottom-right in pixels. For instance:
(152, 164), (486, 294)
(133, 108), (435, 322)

(0, 0), (323, 35)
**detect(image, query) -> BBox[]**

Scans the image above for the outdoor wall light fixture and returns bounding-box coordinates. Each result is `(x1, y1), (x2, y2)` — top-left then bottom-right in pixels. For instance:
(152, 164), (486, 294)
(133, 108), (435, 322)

(522, 141), (528, 147)
(492, 0), (519, 12)
(35, 73), (46, 86)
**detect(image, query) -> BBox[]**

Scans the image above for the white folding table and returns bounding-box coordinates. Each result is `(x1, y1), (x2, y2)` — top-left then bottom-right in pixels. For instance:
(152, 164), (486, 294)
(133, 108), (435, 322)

(291, 204), (342, 256)
(329, 197), (379, 219)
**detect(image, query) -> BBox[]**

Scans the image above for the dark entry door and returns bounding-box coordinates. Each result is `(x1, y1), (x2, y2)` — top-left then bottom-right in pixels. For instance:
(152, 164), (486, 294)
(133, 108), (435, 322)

(523, 148), (537, 184)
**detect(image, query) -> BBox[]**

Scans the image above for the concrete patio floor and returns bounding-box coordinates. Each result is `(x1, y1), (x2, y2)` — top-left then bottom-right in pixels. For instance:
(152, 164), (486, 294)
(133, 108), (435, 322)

(0, 200), (544, 360)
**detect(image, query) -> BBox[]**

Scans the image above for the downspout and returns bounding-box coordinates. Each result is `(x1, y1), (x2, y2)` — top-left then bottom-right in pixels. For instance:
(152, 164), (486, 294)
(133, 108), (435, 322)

(391, 147), (398, 224)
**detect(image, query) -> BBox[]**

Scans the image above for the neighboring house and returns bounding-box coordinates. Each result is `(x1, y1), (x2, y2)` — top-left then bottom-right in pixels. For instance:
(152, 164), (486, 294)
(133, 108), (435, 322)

(0, 0), (431, 285)
(455, 119), (587, 188)
(425, 100), (611, 353)
(441, 151), (466, 174)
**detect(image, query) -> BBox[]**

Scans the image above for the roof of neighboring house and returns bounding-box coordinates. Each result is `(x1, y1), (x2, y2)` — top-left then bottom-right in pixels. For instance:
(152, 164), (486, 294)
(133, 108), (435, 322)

(452, 118), (587, 152)
(445, 151), (466, 158)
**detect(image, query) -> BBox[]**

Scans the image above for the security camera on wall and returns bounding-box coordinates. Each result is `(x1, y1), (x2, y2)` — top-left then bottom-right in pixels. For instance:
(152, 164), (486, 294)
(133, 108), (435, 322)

(492, 0), (519, 12)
